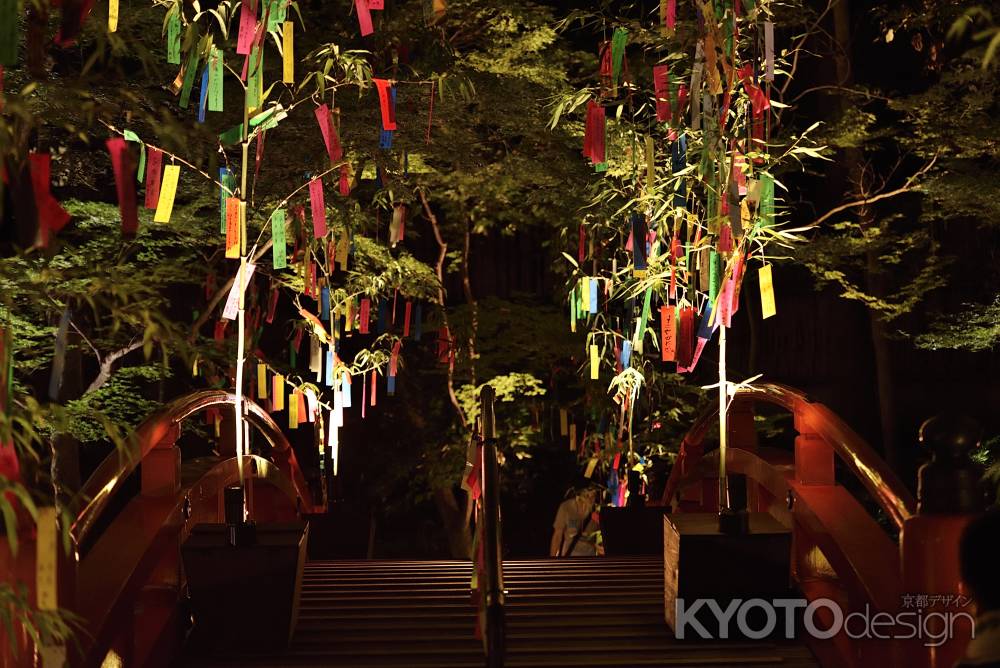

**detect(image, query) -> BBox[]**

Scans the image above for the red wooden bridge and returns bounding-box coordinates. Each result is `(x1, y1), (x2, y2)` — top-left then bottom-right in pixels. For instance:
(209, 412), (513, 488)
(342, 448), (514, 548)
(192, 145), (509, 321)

(0, 384), (979, 667)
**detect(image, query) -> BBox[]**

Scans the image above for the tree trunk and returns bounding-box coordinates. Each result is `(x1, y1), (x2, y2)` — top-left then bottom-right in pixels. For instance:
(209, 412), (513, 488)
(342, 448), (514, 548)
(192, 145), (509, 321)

(831, 0), (899, 469)
(433, 486), (472, 559)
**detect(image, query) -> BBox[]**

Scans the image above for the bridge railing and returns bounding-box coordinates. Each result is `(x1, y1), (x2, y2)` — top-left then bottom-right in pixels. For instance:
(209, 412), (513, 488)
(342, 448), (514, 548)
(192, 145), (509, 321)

(476, 384), (505, 668)
(661, 382), (975, 668)
(0, 390), (314, 667)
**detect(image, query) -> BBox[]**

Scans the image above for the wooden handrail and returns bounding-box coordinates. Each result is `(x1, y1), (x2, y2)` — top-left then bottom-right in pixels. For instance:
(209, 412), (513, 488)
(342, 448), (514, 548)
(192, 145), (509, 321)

(478, 385), (505, 668)
(660, 381), (936, 668)
(72, 390), (314, 547)
(661, 382), (914, 530)
(77, 454), (299, 666)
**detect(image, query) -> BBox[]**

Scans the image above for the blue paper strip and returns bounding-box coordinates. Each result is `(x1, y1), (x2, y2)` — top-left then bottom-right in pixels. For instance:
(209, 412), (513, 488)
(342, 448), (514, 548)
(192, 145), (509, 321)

(321, 287), (331, 321)
(377, 300), (388, 334)
(197, 66), (209, 123)
(696, 302), (718, 341)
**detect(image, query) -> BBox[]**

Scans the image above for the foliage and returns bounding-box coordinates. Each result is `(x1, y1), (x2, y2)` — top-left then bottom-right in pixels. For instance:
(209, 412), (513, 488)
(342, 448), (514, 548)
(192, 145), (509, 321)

(792, 0), (1000, 351)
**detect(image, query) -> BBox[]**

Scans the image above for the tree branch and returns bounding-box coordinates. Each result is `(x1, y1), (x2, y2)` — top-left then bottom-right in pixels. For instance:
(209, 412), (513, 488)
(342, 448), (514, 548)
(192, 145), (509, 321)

(419, 188), (467, 430)
(804, 153), (938, 229)
(84, 339), (143, 395)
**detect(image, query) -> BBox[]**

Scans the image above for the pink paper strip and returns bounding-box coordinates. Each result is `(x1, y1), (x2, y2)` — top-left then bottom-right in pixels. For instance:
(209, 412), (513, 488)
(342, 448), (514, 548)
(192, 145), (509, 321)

(237, 2), (257, 55)
(355, 0), (373, 36)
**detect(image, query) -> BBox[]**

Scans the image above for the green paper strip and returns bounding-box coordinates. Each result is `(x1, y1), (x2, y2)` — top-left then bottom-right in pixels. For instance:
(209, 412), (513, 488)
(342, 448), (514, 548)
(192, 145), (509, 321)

(208, 47), (224, 112)
(709, 250), (720, 301)
(272, 209), (287, 269)
(220, 169), (235, 232)
(611, 27), (628, 89)
(760, 173), (775, 227)
(637, 287), (652, 349)
(166, 12), (182, 65)
(266, 0), (287, 30)
(246, 46), (262, 113)
(122, 129), (146, 183)
(219, 106), (284, 144)
(0, 0), (18, 66)
(219, 124), (243, 145)
(179, 48), (200, 109)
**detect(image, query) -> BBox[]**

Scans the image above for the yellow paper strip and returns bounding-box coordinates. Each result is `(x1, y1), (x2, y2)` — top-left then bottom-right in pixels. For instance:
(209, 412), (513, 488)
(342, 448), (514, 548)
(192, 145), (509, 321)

(257, 363), (268, 398)
(153, 165), (181, 223)
(289, 391), (299, 427)
(581, 277), (591, 313)
(109, 0), (119, 32)
(282, 21), (294, 84)
(759, 264), (776, 319)
(590, 344), (599, 380)
(36, 507), (58, 611)
(559, 409), (569, 436)
(273, 374), (285, 411)
(584, 457), (598, 479)
(569, 423), (577, 452)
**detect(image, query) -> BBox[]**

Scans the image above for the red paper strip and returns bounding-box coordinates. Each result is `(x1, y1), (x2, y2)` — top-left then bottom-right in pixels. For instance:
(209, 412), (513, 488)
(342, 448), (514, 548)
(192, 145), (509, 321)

(373, 79), (396, 130)
(339, 164), (351, 196)
(144, 148), (163, 210)
(578, 224), (586, 263)
(675, 84), (689, 125)
(355, 0), (373, 36)
(106, 138), (138, 237)
(309, 177), (327, 238)
(437, 326), (451, 364)
(55, 0), (97, 47)
(368, 0), (383, 8)
(28, 154), (71, 247)
(360, 298), (371, 334)
(677, 306), (695, 368)
(370, 368), (377, 406)
(297, 391), (307, 425)
(389, 339), (401, 376)
(653, 65), (671, 122)
(665, 0), (676, 29)
(314, 104), (343, 162)
(582, 101), (606, 164)
(266, 286), (279, 323)
(237, 2), (257, 55)
(403, 301), (412, 337)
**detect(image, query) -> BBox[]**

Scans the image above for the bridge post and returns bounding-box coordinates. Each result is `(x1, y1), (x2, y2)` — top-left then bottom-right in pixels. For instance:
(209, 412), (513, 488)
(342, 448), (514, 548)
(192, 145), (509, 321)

(141, 423), (182, 497)
(136, 422), (184, 667)
(727, 399), (759, 511)
(900, 414), (982, 668)
(792, 409), (834, 486)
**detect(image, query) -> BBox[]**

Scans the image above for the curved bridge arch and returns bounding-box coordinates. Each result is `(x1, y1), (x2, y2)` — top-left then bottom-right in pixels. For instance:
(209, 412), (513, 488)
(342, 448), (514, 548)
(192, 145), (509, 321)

(73, 389), (315, 546)
(659, 383), (977, 668)
(61, 391), (316, 667)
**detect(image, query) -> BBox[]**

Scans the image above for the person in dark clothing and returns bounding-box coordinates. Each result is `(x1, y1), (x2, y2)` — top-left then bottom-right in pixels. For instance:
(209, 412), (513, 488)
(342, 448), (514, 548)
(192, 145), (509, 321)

(957, 508), (1000, 667)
